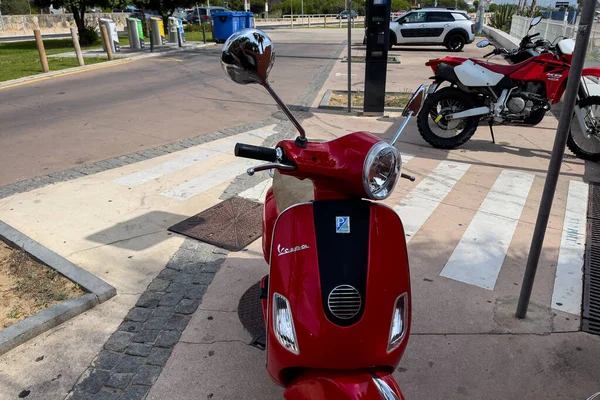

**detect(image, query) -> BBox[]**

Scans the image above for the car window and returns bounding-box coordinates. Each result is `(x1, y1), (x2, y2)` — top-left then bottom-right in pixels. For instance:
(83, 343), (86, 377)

(400, 11), (426, 23)
(452, 12), (469, 20)
(427, 12), (454, 22)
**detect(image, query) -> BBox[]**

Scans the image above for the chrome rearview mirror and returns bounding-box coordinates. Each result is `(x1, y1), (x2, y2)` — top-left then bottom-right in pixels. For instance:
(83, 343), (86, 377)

(530, 16), (542, 27)
(402, 85), (426, 117)
(390, 85), (426, 146)
(221, 28), (306, 144)
(476, 39), (490, 48)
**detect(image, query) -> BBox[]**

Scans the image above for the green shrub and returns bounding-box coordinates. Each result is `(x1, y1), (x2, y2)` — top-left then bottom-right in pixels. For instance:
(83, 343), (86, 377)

(490, 4), (517, 33)
(184, 23), (213, 33)
(80, 25), (100, 46)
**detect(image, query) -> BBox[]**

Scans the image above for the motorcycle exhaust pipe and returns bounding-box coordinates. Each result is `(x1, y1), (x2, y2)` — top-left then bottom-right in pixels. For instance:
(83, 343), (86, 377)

(445, 106), (490, 121)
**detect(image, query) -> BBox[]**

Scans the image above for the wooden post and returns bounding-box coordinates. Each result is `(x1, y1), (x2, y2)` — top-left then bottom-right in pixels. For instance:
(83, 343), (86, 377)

(33, 29), (49, 73)
(70, 27), (85, 66)
(339, 16), (342, 28)
(324, 15), (327, 27)
(100, 25), (114, 61)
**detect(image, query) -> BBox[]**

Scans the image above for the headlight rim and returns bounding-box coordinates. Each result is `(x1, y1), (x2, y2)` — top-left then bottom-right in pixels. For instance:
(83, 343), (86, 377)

(362, 141), (401, 200)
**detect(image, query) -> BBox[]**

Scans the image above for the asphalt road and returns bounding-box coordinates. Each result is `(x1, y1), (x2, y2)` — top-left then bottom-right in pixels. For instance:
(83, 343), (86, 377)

(0, 30), (347, 187)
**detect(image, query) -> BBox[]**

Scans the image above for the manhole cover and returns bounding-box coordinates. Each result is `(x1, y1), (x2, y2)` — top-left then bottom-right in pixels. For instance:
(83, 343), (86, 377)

(238, 281), (266, 348)
(168, 196), (263, 251)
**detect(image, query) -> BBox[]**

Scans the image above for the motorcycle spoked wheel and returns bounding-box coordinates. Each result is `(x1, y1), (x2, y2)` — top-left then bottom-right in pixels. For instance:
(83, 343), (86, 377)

(567, 96), (600, 161)
(417, 87), (479, 149)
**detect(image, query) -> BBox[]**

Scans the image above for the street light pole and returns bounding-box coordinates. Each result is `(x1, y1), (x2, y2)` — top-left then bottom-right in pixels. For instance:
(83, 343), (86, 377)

(516, 0), (596, 318)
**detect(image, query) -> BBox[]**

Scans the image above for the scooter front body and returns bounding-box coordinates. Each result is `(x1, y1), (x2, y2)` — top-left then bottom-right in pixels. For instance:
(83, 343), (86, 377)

(265, 198), (411, 395)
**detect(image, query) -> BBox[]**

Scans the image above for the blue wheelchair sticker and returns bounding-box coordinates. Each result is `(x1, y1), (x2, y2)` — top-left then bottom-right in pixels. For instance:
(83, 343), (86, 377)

(335, 216), (350, 234)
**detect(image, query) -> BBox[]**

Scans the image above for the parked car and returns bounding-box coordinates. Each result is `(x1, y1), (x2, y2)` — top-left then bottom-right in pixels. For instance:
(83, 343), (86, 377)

(186, 6), (230, 24)
(336, 10), (358, 19)
(389, 8), (475, 51)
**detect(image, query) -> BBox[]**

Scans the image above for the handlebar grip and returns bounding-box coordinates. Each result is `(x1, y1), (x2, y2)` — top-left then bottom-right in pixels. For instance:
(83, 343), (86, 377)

(530, 32), (540, 38)
(234, 143), (278, 162)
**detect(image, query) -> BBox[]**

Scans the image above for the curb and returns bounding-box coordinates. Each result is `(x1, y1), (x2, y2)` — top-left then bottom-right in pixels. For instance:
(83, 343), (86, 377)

(318, 89), (405, 112)
(0, 42), (216, 89)
(0, 220), (116, 356)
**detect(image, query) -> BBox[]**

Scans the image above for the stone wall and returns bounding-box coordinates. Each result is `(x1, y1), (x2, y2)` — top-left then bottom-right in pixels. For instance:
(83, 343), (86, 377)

(0, 13), (129, 37)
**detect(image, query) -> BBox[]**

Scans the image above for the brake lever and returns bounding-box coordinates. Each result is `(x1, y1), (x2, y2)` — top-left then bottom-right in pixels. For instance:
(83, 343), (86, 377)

(401, 173), (415, 182)
(247, 163), (296, 176)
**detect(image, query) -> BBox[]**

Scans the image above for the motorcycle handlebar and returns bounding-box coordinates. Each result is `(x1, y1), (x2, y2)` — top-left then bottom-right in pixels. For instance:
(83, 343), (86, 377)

(484, 50), (496, 57)
(234, 143), (278, 162)
(530, 32), (540, 38)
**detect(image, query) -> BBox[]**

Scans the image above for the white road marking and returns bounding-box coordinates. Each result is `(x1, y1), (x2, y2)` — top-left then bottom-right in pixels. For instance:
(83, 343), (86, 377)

(113, 129), (273, 187)
(552, 180), (589, 315)
(239, 179), (272, 203)
(400, 153), (414, 164)
(440, 170), (535, 290)
(160, 159), (255, 201)
(394, 160), (470, 243)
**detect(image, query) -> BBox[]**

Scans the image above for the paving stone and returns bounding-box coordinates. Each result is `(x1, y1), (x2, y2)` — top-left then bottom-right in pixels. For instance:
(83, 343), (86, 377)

(152, 306), (176, 319)
(104, 331), (134, 353)
(192, 272), (214, 285)
(202, 260), (224, 273)
(93, 390), (121, 400)
(166, 314), (191, 332)
(159, 292), (184, 307)
(175, 299), (200, 315)
(147, 278), (170, 292)
(173, 273), (194, 285)
(118, 321), (143, 333)
(76, 369), (110, 395)
(121, 385), (150, 400)
(125, 307), (152, 323)
(126, 343), (153, 356)
(156, 268), (178, 280)
(143, 317), (169, 331)
(184, 284), (208, 300)
(104, 372), (133, 390)
(113, 355), (144, 374)
(92, 351), (121, 370)
(133, 329), (160, 344)
(166, 282), (189, 293)
(147, 348), (172, 366)
(131, 364), (163, 386)
(155, 330), (181, 348)
(135, 292), (162, 308)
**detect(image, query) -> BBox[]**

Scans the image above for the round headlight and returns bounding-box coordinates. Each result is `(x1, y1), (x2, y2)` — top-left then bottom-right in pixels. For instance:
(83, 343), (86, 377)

(362, 142), (400, 200)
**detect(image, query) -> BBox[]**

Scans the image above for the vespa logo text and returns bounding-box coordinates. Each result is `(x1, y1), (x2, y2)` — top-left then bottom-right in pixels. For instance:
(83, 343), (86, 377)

(277, 244), (310, 257)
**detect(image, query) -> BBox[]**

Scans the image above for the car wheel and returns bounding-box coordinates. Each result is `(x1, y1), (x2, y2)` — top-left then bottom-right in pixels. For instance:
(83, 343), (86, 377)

(446, 34), (465, 52)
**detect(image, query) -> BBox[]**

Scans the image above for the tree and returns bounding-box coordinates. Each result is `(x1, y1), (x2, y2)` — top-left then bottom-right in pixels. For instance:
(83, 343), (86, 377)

(391, 0), (410, 11)
(1, 0), (31, 14)
(133, 0), (194, 35)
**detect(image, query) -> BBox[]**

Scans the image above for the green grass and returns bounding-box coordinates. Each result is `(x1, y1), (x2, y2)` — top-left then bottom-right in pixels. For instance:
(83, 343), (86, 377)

(0, 38), (107, 82)
(184, 31), (214, 42)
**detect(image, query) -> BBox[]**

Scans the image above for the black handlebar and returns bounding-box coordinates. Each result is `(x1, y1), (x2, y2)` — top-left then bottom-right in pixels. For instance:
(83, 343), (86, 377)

(530, 32), (540, 38)
(234, 143), (278, 162)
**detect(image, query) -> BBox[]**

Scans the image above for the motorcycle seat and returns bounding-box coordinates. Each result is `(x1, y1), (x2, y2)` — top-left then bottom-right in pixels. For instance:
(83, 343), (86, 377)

(471, 58), (532, 75)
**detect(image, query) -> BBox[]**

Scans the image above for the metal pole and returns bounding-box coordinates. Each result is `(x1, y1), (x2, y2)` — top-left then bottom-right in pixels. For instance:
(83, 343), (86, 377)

(70, 27), (85, 66)
(347, 0), (352, 112)
(0, 0), (4, 31)
(291, 0), (293, 28)
(197, 3), (201, 27)
(150, 28), (154, 52)
(202, 21), (207, 43)
(516, 0), (596, 319)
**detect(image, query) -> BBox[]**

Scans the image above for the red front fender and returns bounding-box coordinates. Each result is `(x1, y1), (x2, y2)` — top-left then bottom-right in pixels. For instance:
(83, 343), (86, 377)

(283, 370), (404, 400)
(583, 67), (600, 77)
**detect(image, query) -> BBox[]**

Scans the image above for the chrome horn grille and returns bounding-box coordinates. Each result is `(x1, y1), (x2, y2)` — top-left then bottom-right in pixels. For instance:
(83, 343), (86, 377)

(327, 285), (362, 319)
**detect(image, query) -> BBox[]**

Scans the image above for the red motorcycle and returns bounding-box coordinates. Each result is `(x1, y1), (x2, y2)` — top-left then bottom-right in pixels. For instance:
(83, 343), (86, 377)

(221, 28), (425, 399)
(417, 16), (600, 161)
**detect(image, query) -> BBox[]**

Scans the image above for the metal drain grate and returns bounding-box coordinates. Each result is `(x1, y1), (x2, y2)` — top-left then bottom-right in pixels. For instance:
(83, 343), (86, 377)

(583, 185), (600, 335)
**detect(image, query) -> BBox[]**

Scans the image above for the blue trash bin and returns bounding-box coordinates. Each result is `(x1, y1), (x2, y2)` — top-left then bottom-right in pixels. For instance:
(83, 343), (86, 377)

(245, 12), (255, 28)
(212, 11), (245, 43)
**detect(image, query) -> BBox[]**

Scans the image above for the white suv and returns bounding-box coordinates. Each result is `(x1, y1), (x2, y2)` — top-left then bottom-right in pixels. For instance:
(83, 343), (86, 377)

(389, 8), (475, 52)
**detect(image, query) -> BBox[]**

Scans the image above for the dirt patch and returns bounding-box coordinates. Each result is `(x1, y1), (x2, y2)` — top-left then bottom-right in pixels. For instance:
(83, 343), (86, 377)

(0, 242), (84, 328)
(329, 92), (412, 108)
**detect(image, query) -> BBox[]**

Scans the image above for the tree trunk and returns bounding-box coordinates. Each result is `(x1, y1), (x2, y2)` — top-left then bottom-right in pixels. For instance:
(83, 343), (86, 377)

(162, 14), (169, 36)
(71, 6), (89, 45)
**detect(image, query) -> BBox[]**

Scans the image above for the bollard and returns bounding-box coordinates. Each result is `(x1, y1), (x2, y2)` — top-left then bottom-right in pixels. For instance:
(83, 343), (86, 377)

(324, 16), (327, 27)
(177, 29), (182, 47)
(33, 29), (49, 73)
(202, 22), (206, 44)
(339, 17), (342, 28)
(70, 27), (85, 66)
(308, 15), (311, 27)
(150, 29), (154, 52)
(100, 25), (114, 60)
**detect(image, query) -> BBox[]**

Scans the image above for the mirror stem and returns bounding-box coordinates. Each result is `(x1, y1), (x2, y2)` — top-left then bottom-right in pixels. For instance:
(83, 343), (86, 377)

(264, 83), (307, 146)
(390, 112), (412, 146)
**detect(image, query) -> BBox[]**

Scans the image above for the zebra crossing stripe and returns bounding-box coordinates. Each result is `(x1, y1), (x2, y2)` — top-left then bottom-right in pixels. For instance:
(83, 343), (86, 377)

(239, 179), (272, 203)
(552, 180), (589, 315)
(394, 160), (470, 243)
(400, 153), (414, 164)
(440, 170), (535, 290)
(113, 129), (273, 188)
(160, 159), (255, 201)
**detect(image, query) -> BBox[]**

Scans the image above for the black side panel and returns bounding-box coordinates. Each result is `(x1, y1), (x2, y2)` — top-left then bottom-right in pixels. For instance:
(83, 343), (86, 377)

(496, 76), (513, 89)
(313, 199), (370, 327)
(436, 62), (459, 84)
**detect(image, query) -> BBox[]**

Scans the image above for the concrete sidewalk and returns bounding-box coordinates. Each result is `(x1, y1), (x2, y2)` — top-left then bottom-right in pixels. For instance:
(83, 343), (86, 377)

(0, 29), (598, 400)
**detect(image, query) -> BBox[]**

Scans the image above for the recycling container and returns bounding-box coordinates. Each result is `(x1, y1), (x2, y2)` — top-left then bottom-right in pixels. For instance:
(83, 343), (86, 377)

(211, 11), (244, 43)
(168, 17), (186, 44)
(136, 18), (145, 48)
(99, 18), (120, 52)
(127, 17), (141, 49)
(150, 17), (166, 45)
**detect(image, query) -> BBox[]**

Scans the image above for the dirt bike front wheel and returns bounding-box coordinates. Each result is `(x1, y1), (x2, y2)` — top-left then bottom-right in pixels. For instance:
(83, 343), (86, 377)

(568, 96), (600, 161)
(417, 87), (479, 149)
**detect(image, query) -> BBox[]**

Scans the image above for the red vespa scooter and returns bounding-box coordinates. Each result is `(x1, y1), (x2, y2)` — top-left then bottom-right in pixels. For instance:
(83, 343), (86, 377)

(221, 28), (425, 400)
